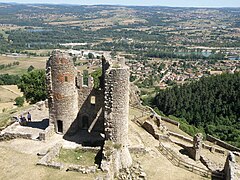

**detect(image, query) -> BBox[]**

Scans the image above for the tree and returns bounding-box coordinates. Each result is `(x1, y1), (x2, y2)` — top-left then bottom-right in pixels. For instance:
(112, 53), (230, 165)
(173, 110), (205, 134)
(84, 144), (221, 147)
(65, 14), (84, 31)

(18, 70), (47, 104)
(15, 96), (24, 107)
(27, 65), (35, 72)
(88, 52), (94, 59)
(154, 72), (240, 147)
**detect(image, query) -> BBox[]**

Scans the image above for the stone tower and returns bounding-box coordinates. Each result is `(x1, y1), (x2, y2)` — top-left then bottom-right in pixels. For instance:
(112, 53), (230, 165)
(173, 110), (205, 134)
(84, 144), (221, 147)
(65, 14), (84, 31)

(46, 51), (132, 173)
(46, 50), (78, 134)
(104, 58), (132, 171)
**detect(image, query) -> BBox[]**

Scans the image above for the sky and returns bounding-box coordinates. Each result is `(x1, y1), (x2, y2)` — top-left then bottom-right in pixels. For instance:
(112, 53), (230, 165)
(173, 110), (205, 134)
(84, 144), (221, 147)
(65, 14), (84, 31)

(0, 0), (240, 7)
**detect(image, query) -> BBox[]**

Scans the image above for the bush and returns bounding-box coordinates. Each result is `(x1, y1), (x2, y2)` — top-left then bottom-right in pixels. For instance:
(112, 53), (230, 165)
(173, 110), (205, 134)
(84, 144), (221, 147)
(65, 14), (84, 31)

(27, 65), (35, 72)
(15, 96), (24, 107)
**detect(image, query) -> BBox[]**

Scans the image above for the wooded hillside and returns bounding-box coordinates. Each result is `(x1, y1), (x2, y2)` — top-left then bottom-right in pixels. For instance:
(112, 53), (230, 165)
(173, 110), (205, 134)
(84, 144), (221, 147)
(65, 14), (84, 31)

(154, 73), (240, 147)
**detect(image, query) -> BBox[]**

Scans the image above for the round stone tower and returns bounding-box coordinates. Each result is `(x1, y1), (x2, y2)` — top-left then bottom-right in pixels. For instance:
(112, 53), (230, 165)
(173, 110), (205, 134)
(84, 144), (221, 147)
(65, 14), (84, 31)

(104, 61), (132, 171)
(47, 50), (78, 134)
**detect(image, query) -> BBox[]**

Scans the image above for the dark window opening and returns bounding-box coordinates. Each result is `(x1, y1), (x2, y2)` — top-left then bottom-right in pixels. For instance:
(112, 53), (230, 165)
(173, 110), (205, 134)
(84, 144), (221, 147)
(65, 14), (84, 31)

(82, 116), (89, 130)
(75, 77), (79, 88)
(57, 120), (63, 133)
(65, 76), (68, 82)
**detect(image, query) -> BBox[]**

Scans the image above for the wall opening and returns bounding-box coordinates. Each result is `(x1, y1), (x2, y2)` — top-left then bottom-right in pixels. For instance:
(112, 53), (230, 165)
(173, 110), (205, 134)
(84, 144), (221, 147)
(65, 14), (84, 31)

(75, 77), (80, 88)
(57, 120), (63, 133)
(82, 116), (89, 130)
(83, 70), (89, 86)
(65, 76), (68, 82)
(90, 96), (96, 108)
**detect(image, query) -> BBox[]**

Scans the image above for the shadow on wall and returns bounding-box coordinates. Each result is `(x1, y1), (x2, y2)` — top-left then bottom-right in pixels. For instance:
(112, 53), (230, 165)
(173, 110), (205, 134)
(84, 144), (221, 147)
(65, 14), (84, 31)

(63, 89), (105, 147)
(27, 119), (49, 130)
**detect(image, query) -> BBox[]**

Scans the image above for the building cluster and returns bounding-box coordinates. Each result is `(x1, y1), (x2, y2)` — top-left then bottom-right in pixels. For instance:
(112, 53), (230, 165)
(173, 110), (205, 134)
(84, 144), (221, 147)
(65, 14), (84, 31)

(127, 59), (240, 88)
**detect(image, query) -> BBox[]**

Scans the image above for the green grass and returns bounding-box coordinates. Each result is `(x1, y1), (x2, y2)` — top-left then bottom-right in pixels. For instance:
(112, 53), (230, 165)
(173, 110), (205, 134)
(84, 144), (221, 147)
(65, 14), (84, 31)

(168, 115), (206, 139)
(56, 148), (98, 166)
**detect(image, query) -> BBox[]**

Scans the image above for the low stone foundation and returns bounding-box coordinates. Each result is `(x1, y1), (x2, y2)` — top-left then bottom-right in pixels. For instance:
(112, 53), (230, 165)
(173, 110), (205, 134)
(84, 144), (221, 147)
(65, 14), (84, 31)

(67, 164), (97, 174)
(200, 156), (223, 172)
(116, 162), (147, 180)
(129, 147), (147, 154)
(0, 132), (32, 141)
(169, 131), (193, 144)
(37, 143), (101, 174)
(39, 125), (54, 141)
(37, 143), (63, 168)
(207, 135), (240, 152)
(142, 120), (170, 141)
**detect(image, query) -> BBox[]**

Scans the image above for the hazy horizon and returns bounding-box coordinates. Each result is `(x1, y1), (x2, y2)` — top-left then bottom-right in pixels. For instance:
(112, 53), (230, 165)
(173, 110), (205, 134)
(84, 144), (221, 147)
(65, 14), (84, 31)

(0, 0), (240, 8)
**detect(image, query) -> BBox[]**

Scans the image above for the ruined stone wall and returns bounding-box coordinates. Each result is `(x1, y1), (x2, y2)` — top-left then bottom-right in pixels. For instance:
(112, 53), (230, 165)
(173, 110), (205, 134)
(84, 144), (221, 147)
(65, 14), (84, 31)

(76, 73), (104, 133)
(39, 125), (54, 141)
(46, 50), (78, 134)
(104, 64), (132, 171)
(0, 132), (32, 141)
(207, 134), (240, 152)
(224, 152), (238, 180)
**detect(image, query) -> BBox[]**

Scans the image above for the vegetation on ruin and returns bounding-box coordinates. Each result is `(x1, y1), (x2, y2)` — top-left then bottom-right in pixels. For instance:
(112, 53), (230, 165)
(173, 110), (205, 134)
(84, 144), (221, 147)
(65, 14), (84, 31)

(91, 68), (102, 89)
(153, 73), (240, 147)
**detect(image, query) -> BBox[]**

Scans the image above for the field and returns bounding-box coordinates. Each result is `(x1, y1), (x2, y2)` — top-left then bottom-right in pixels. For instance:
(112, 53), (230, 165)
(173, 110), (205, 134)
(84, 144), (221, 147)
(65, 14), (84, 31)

(25, 49), (53, 56)
(0, 85), (25, 128)
(0, 85), (23, 112)
(46, 8), (146, 30)
(0, 145), (95, 180)
(0, 55), (47, 75)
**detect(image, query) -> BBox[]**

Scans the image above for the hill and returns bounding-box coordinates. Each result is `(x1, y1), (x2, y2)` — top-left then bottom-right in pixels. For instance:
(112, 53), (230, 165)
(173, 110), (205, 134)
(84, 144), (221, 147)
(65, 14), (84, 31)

(154, 73), (240, 147)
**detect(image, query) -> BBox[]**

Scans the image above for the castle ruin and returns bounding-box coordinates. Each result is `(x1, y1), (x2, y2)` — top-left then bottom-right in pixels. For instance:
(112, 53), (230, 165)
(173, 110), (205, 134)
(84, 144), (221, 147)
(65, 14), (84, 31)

(46, 50), (132, 172)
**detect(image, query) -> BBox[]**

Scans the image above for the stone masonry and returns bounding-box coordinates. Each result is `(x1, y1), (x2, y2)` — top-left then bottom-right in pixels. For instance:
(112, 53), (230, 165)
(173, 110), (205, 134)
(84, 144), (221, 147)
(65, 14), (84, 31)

(46, 50), (132, 174)
(104, 59), (132, 172)
(193, 133), (203, 161)
(46, 50), (79, 134)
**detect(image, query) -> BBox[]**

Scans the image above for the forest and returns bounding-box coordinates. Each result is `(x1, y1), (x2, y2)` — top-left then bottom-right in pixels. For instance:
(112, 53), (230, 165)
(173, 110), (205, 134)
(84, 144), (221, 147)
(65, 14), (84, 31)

(154, 73), (240, 147)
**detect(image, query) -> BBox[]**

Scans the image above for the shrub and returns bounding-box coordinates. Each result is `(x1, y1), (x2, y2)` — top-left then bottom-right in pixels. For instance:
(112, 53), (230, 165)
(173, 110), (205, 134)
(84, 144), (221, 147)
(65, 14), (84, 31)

(15, 96), (24, 107)
(27, 65), (35, 72)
